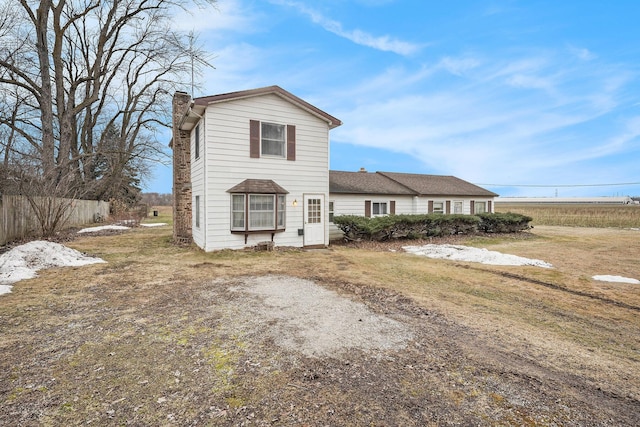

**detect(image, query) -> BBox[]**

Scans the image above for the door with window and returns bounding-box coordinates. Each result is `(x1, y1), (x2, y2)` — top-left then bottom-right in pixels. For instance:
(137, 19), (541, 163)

(303, 194), (324, 246)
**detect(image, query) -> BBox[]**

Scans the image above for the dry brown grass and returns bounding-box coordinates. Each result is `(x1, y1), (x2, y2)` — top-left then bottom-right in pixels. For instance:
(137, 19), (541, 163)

(1, 210), (639, 425)
(496, 202), (640, 228)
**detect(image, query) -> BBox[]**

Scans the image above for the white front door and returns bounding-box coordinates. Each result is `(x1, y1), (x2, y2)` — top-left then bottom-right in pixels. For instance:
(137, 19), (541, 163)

(303, 194), (324, 246)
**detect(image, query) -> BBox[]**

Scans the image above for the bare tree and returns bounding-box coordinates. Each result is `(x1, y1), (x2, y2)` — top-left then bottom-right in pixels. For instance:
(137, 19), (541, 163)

(0, 0), (216, 201)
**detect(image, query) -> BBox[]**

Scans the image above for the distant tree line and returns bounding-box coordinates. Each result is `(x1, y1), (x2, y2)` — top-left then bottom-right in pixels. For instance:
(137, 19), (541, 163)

(140, 193), (173, 206)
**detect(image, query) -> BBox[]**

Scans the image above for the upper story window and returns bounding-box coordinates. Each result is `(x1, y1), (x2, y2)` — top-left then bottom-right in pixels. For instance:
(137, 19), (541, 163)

(261, 122), (285, 157)
(250, 120), (296, 160)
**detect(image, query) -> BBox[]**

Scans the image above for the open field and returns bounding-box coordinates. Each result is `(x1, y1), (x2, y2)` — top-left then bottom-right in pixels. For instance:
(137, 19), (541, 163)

(496, 202), (640, 228)
(1, 209), (639, 425)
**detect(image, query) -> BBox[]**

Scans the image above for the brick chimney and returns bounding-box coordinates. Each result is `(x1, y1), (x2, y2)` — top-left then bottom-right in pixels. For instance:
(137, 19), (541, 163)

(172, 91), (192, 244)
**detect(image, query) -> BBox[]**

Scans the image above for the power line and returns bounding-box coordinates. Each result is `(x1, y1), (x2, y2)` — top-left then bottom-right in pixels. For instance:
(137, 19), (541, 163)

(475, 182), (640, 188)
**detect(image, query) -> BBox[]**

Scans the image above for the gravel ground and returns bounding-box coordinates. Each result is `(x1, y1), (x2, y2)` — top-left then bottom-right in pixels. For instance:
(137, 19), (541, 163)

(225, 275), (414, 358)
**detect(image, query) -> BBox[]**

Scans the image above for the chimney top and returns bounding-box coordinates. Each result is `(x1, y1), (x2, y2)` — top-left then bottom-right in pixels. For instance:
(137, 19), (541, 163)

(358, 167), (367, 172)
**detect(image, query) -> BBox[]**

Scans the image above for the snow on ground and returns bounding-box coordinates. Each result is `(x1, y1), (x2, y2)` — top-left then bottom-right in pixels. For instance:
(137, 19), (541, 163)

(78, 225), (130, 233)
(592, 275), (640, 284)
(403, 244), (553, 268)
(140, 223), (167, 227)
(0, 241), (106, 295)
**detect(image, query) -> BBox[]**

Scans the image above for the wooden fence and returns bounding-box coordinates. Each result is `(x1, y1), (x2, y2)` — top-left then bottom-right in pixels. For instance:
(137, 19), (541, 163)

(0, 194), (110, 245)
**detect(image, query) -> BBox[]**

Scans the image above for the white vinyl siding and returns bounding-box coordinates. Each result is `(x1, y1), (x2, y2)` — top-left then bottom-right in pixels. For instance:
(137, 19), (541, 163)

(195, 91), (331, 250)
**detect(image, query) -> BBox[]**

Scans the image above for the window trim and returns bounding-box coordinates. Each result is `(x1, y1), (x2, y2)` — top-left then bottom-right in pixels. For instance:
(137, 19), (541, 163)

(453, 200), (464, 214)
(194, 123), (200, 160)
(230, 192), (287, 232)
(328, 201), (335, 223)
(261, 122), (286, 158)
(372, 201), (388, 216)
(432, 201), (445, 214)
(474, 201), (487, 214)
(195, 195), (201, 228)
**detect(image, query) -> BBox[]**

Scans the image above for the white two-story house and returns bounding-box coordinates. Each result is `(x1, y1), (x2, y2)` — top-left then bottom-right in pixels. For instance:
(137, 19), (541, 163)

(171, 86), (342, 251)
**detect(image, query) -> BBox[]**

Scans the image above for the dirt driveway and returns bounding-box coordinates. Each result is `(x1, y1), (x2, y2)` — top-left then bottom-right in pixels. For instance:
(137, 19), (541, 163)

(1, 226), (639, 425)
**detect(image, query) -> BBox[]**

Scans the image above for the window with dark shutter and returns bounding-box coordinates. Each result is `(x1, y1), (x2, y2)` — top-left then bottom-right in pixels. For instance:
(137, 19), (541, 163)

(428, 200), (434, 214)
(446, 200), (451, 214)
(365, 200), (371, 218)
(390, 200), (396, 215)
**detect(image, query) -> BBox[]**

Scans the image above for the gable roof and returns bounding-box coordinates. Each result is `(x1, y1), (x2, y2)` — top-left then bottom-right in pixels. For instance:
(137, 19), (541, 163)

(187, 85), (342, 130)
(329, 170), (498, 197)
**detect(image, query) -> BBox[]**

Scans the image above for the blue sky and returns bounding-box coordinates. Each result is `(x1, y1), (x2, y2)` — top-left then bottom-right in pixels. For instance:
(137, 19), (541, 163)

(145, 0), (640, 197)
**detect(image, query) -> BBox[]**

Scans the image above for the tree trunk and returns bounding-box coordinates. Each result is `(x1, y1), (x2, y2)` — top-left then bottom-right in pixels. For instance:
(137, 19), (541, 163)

(35, 1), (55, 178)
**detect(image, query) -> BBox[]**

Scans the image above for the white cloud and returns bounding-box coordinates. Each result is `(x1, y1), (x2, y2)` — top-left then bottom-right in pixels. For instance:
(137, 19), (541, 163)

(437, 56), (482, 76)
(330, 49), (635, 188)
(271, 0), (421, 55)
(567, 45), (596, 61)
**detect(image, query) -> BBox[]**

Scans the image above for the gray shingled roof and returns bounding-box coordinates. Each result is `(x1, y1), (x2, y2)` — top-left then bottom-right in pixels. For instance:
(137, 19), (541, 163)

(378, 172), (498, 197)
(329, 171), (498, 197)
(227, 179), (289, 194)
(329, 171), (417, 195)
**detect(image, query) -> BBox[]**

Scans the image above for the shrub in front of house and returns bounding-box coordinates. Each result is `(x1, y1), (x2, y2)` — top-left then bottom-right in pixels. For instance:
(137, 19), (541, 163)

(333, 213), (532, 241)
(476, 212), (533, 233)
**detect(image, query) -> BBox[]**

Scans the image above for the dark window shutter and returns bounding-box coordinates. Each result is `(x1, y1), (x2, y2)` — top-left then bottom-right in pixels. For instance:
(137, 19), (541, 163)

(428, 200), (434, 214)
(390, 200), (396, 215)
(249, 120), (260, 158)
(446, 200), (451, 214)
(470, 201), (475, 215)
(365, 200), (371, 218)
(488, 200), (492, 213)
(287, 125), (296, 161)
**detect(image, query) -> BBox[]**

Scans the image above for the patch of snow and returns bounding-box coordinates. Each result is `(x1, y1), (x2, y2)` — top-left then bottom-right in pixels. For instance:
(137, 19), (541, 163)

(0, 241), (106, 295)
(140, 223), (167, 227)
(78, 225), (130, 233)
(403, 244), (553, 268)
(592, 275), (640, 284)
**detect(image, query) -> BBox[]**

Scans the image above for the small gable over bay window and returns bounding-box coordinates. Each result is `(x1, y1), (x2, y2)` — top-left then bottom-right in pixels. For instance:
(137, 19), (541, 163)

(250, 120), (296, 160)
(227, 179), (288, 232)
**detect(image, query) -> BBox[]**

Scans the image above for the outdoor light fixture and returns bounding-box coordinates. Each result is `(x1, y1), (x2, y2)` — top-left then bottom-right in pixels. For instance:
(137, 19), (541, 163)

(292, 199), (298, 207)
